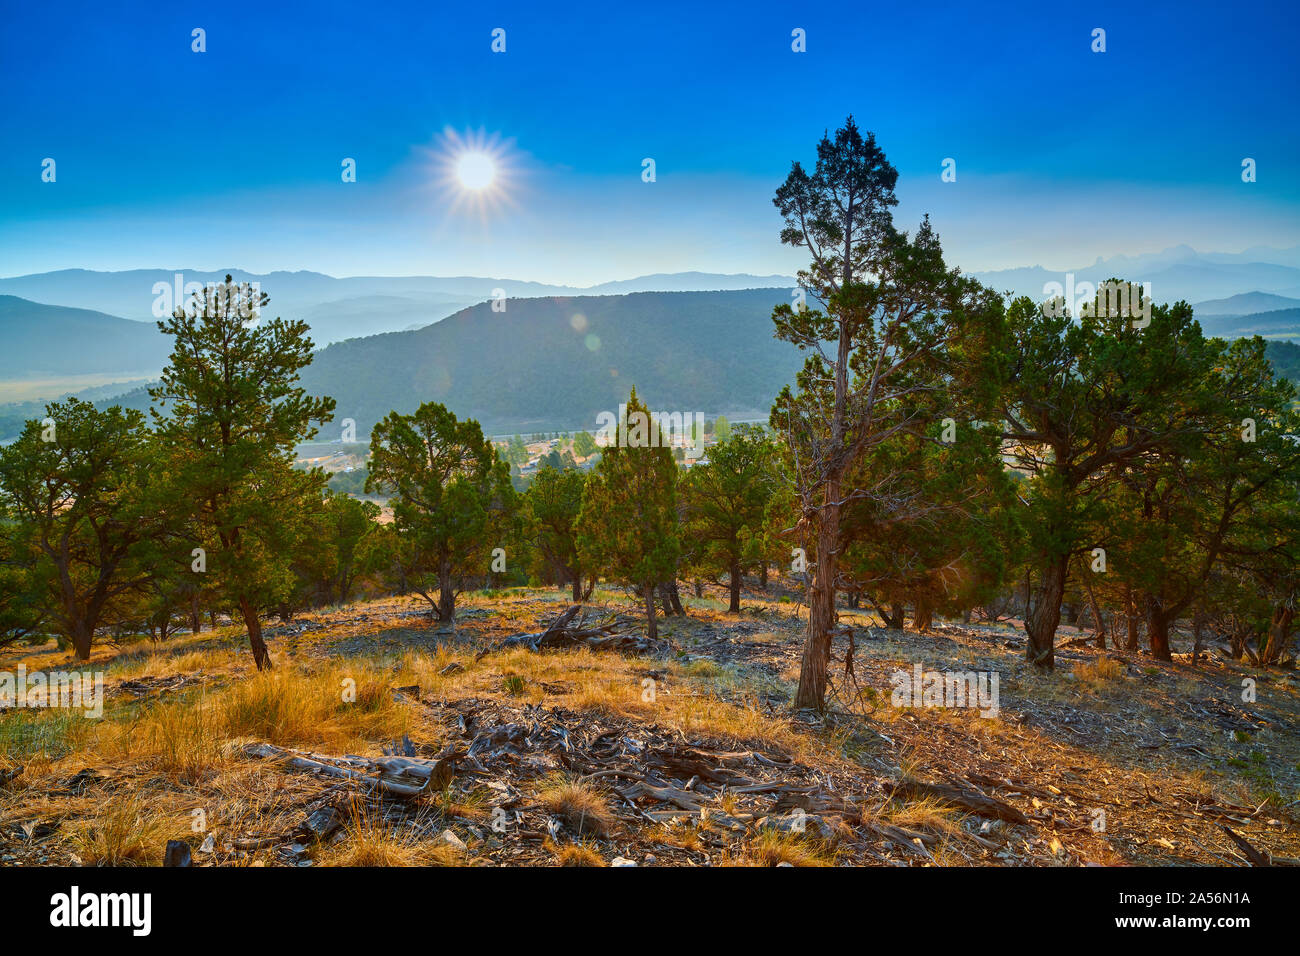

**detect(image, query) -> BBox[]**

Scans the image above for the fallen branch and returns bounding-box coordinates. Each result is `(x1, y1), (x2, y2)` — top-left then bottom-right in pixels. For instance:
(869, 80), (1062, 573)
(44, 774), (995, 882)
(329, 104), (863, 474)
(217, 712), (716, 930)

(1220, 824), (1271, 866)
(239, 742), (457, 799)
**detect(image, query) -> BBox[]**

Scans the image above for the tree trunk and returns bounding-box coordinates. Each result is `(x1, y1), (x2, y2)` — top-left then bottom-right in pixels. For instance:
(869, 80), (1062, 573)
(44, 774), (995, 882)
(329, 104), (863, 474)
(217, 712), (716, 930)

(883, 603), (905, 629)
(189, 593), (202, 634)
(1261, 605), (1295, 665)
(1123, 583), (1140, 651)
(728, 561), (742, 613)
(643, 582), (658, 639)
(669, 580), (685, 615)
(913, 601), (933, 633)
(1191, 611), (1208, 664)
(759, 563), (768, 590)
(571, 574), (582, 603)
(437, 560), (456, 622)
(239, 596), (272, 671)
(71, 618), (94, 662)
(1025, 553), (1068, 669)
(1082, 569), (1106, 650)
(794, 492), (839, 711)
(658, 584), (673, 616)
(1146, 596), (1172, 661)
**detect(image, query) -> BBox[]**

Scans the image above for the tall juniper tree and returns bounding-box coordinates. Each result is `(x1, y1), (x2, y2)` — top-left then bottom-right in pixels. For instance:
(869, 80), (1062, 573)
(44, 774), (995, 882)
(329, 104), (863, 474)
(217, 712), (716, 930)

(771, 117), (1000, 710)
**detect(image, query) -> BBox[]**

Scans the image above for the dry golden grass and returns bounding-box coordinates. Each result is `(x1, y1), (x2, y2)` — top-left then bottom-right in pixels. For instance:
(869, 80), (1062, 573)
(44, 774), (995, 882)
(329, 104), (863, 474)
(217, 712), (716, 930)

(64, 790), (186, 866)
(218, 665), (411, 751)
(103, 696), (223, 784)
(1072, 656), (1127, 691)
(537, 776), (617, 837)
(549, 840), (606, 866)
(886, 795), (966, 838)
(723, 829), (837, 867)
(110, 643), (235, 680)
(319, 803), (468, 867)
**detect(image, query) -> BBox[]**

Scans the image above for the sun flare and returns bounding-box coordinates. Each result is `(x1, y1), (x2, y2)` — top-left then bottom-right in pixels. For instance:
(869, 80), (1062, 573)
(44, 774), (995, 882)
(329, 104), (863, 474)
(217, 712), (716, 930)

(426, 128), (516, 219)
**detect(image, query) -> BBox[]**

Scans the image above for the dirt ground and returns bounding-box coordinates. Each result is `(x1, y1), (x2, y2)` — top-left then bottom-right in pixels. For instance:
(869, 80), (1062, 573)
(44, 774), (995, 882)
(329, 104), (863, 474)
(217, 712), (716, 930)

(1, 585), (1297, 867)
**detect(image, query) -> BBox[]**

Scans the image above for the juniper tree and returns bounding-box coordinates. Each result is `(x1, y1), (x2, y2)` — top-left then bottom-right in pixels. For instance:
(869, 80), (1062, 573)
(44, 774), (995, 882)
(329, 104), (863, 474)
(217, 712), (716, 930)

(150, 276), (335, 670)
(577, 388), (680, 638)
(525, 466), (589, 601)
(679, 425), (778, 612)
(994, 289), (1219, 667)
(838, 418), (1022, 632)
(770, 117), (1001, 709)
(0, 400), (171, 659)
(366, 401), (514, 621)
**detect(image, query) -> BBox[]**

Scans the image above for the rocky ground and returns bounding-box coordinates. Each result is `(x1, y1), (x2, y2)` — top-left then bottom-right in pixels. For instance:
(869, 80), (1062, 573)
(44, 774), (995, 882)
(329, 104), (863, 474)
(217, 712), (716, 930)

(1, 586), (1297, 867)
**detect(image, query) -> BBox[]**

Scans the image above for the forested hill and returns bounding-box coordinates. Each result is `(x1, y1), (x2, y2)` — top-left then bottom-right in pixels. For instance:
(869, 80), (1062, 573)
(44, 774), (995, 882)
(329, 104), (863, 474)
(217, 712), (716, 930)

(3, 292), (1297, 442)
(297, 288), (803, 435)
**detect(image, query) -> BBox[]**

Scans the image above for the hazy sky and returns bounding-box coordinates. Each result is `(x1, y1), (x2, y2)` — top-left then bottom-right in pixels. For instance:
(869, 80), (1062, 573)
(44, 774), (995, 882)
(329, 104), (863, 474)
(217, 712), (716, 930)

(2, 0), (1297, 283)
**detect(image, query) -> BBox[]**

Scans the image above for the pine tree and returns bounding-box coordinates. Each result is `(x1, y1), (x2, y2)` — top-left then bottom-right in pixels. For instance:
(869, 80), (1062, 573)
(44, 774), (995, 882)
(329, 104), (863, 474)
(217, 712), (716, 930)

(150, 276), (335, 670)
(525, 466), (588, 601)
(0, 400), (171, 659)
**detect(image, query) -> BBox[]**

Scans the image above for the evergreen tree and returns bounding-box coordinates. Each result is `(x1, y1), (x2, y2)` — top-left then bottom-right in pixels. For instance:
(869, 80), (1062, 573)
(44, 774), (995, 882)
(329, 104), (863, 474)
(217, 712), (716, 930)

(149, 275), (335, 669)
(770, 117), (1001, 708)
(0, 400), (171, 659)
(366, 401), (514, 621)
(993, 288), (1219, 667)
(577, 388), (680, 638)
(680, 425), (777, 612)
(525, 466), (588, 601)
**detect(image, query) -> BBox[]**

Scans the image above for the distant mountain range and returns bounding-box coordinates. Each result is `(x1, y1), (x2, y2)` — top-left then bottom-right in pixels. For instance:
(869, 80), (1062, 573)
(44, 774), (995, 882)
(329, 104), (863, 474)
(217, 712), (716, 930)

(971, 244), (1300, 306)
(14, 290), (1290, 445)
(1191, 291), (1300, 316)
(0, 269), (797, 344)
(1196, 308), (1300, 341)
(24, 288), (800, 439)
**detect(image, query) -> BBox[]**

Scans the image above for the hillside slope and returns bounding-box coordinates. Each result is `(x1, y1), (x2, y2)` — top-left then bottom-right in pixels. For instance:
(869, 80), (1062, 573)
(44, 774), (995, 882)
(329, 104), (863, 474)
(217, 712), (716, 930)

(0, 296), (170, 378)
(298, 289), (802, 435)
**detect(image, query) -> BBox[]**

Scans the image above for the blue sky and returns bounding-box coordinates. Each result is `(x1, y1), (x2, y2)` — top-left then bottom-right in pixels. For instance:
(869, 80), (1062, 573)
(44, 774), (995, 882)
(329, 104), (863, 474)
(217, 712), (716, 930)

(1, 0), (1297, 283)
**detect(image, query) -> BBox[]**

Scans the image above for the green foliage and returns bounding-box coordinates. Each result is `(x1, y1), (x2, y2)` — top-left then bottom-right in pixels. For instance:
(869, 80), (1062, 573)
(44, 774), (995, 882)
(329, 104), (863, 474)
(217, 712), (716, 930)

(680, 426), (778, 610)
(571, 430), (599, 458)
(525, 466), (588, 598)
(326, 467), (369, 496)
(577, 388), (680, 635)
(0, 399), (175, 657)
(1264, 339), (1300, 384)
(149, 275), (335, 668)
(366, 401), (515, 620)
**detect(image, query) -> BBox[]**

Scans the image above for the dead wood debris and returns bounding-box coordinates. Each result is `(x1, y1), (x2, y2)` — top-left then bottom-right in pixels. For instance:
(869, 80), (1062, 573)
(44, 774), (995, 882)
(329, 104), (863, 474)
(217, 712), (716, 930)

(476, 605), (673, 660)
(239, 742), (459, 799)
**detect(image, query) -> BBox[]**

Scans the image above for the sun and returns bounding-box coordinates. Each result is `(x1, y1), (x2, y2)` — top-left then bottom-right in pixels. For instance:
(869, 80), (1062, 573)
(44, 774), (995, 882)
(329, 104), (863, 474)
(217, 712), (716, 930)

(456, 152), (496, 191)
(424, 128), (517, 220)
